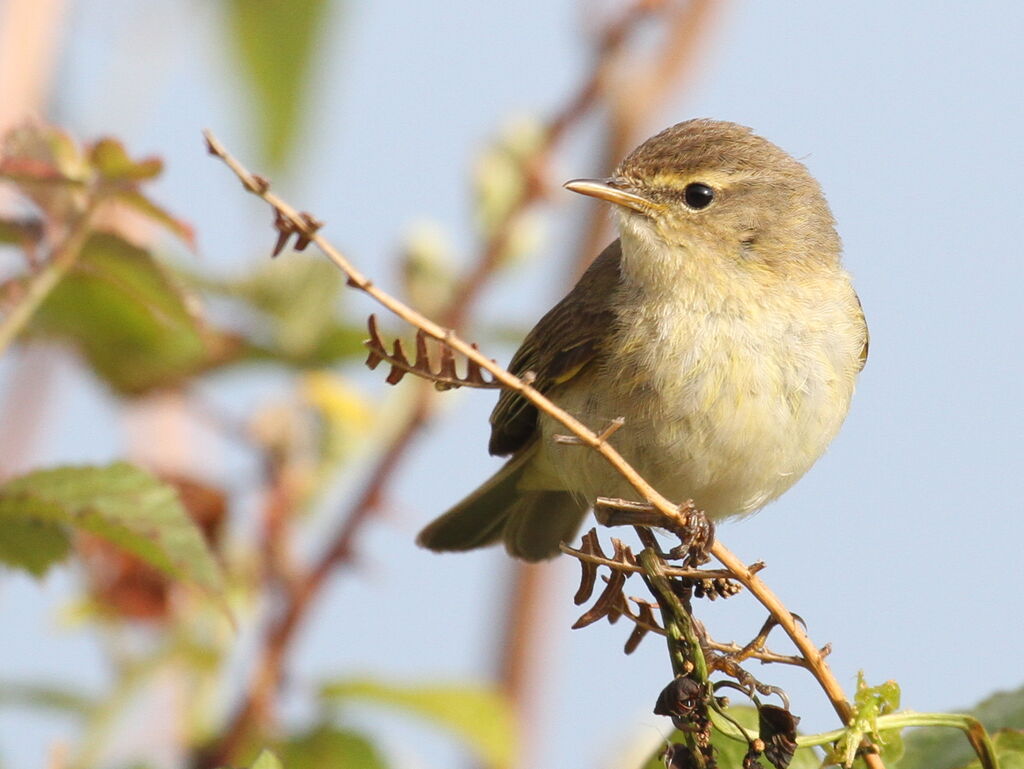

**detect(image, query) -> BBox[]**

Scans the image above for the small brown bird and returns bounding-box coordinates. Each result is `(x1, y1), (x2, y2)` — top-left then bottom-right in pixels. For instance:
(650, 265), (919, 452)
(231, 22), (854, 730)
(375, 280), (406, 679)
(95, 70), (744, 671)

(418, 119), (868, 560)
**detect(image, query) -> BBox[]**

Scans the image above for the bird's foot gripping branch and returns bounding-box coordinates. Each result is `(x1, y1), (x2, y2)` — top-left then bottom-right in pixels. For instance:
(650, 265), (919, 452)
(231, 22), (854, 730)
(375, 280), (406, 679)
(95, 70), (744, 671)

(204, 130), (1001, 769)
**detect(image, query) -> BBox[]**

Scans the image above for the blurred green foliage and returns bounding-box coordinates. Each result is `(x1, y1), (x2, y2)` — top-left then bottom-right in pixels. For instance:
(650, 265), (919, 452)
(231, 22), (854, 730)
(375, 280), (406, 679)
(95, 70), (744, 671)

(895, 684), (1024, 769)
(192, 255), (366, 368)
(31, 232), (234, 395)
(321, 679), (517, 769)
(224, 0), (335, 170)
(0, 463), (223, 594)
(276, 726), (387, 769)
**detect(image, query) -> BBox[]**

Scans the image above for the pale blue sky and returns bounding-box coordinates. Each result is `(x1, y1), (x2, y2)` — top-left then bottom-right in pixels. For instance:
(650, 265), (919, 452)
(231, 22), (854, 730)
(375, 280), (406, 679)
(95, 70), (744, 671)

(2, 2), (1023, 768)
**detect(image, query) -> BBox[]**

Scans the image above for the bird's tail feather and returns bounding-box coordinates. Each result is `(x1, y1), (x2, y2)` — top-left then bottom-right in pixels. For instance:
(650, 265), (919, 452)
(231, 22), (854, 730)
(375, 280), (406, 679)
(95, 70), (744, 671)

(501, 490), (587, 561)
(417, 450), (586, 561)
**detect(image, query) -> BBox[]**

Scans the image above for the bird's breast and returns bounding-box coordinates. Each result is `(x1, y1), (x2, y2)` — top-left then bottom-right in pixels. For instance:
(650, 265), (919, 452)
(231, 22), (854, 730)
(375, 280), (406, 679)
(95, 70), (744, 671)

(537, 263), (864, 518)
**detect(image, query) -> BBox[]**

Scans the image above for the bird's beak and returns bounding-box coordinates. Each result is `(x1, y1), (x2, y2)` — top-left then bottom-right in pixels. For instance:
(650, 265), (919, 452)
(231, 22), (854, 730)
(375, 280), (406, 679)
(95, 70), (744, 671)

(563, 178), (660, 214)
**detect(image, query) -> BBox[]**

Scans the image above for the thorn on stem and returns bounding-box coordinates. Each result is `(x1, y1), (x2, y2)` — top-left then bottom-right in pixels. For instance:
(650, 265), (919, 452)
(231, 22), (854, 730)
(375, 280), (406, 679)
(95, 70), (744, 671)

(272, 210), (292, 257)
(251, 174), (270, 194)
(294, 212), (324, 251)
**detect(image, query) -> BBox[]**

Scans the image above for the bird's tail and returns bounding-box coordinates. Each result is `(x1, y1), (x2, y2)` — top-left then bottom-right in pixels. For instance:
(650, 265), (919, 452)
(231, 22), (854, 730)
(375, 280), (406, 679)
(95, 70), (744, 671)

(417, 450), (586, 561)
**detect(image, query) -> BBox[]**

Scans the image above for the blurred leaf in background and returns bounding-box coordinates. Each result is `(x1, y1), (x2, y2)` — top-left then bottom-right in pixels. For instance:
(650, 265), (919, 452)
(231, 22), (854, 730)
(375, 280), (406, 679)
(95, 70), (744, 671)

(224, 0), (337, 170)
(320, 679), (517, 769)
(956, 730), (1024, 769)
(277, 724), (387, 769)
(0, 463), (223, 597)
(399, 220), (457, 319)
(249, 749), (285, 769)
(0, 682), (96, 719)
(895, 684), (1024, 769)
(29, 233), (239, 395)
(193, 255), (366, 368)
(0, 122), (91, 220)
(77, 475), (227, 623)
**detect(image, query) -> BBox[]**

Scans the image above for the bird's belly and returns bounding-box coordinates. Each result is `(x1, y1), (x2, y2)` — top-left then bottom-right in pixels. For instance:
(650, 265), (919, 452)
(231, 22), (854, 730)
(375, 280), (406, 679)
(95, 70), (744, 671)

(533, 336), (854, 518)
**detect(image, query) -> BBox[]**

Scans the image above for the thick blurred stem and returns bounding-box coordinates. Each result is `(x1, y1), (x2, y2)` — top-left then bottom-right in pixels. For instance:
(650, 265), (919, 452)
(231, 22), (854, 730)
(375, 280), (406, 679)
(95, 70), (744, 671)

(495, 560), (559, 768)
(0, 0), (68, 475)
(199, 392), (431, 767)
(0, 348), (58, 477)
(0, 0), (66, 131)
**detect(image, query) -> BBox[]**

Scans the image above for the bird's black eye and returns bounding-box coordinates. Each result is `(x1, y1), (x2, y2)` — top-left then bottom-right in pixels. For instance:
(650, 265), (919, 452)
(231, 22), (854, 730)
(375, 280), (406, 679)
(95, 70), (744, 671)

(683, 182), (715, 210)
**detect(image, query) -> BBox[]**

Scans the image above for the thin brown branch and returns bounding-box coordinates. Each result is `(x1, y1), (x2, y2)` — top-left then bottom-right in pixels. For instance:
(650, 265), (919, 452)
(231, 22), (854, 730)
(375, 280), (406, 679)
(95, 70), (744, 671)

(559, 540), (736, 581)
(564, 530), (812, 664)
(203, 407), (427, 766)
(205, 130), (885, 769)
(258, 454), (300, 593)
(494, 559), (558, 769)
(703, 640), (808, 669)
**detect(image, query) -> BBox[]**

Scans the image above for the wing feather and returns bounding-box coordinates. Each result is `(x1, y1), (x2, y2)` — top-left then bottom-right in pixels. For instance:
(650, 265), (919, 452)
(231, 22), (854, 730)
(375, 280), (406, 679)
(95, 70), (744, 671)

(488, 240), (622, 456)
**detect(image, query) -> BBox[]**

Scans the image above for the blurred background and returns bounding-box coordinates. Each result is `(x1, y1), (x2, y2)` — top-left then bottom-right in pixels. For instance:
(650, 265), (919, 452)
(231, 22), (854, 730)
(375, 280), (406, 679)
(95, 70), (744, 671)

(1, 1), (1023, 768)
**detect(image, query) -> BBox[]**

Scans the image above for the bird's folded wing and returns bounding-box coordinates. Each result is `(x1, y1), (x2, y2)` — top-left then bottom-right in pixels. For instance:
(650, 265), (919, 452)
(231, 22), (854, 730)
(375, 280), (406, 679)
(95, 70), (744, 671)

(488, 239), (622, 456)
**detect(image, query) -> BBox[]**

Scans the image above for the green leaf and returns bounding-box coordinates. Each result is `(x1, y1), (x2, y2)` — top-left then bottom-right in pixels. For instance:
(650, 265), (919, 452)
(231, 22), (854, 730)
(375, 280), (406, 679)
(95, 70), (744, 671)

(0, 463), (223, 595)
(640, 706), (821, 769)
(969, 686), (1024, 735)
(0, 681), (95, 716)
(224, 0), (334, 169)
(249, 750), (284, 769)
(321, 679), (515, 769)
(30, 232), (236, 395)
(399, 220), (457, 318)
(0, 516), (70, 576)
(896, 684), (1024, 769)
(88, 138), (163, 182)
(0, 123), (88, 184)
(0, 123), (90, 218)
(114, 190), (195, 248)
(277, 724), (387, 769)
(953, 729), (1024, 769)
(193, 256), (365, 367)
